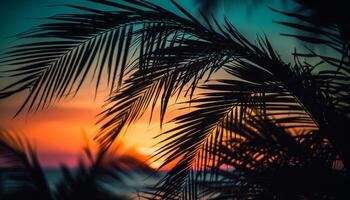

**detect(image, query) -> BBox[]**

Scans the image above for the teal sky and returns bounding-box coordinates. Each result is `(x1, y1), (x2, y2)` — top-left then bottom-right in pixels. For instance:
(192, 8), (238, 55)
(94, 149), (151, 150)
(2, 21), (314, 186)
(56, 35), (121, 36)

(0, 0), (299, 61)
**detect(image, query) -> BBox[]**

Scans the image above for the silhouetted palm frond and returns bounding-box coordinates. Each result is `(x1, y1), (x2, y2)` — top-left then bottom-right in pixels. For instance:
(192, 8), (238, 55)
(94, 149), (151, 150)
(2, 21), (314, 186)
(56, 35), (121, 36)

(199, 129), (348, 199)
(95, 2), (319, 152)
(0, 0), (199, 114)
(55, 146), (154, 200)
(0, 129), (155, 200)
(144, 72), (318, 198)
(274, 0), (350, 50)
(0, 129), (52, 200)
(161, 114), (347, 199)
(135, 11), (349, 198)
(272, 0), (350, 89)
(272, 0), (350, 170)
(93, 1), (264, 148)
(0, 0), (246, 149)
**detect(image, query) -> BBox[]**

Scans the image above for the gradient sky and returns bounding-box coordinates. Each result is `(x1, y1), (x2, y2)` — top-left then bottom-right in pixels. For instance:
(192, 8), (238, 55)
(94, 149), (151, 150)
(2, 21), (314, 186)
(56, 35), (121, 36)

(0, 0), (299, 168)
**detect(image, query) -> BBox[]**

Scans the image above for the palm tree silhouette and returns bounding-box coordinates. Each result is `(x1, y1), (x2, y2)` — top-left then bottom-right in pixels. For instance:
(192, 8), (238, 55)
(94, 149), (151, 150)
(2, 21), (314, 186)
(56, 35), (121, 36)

(0, 0), (349, 199)
(0, 130), (52, 200)
(0, 129), (154, 200)
(189, 116), (347, 199)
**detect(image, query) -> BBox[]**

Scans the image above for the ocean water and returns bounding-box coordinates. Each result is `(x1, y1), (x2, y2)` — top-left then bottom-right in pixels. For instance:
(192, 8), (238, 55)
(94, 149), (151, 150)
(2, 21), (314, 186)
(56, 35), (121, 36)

(44, 169), (163, 193)
(1, 169), (163, 198)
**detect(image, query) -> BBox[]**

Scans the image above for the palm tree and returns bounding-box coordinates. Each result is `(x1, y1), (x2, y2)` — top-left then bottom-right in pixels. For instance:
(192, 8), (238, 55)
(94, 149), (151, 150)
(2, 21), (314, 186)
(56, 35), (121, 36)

(0, 129), (52, 200)
(186, 114), (347, 199)
(0, 0), (349, 199)
(0, 129), (154, 200)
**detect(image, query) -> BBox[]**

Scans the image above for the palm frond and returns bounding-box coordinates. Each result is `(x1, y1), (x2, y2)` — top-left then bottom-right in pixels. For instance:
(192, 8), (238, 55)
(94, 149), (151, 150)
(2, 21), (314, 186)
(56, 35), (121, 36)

(273, 0), (350, 168)
(0, 129), (154, 200)
(272, 0), (350, 70)
(146, 73), (317, 199)
(0, 129), (52, 200)
(0, 0), (203, 115)
(199, 129), (348, 199)
(134, 14), (349, 197)
(55, 144), (154, 200)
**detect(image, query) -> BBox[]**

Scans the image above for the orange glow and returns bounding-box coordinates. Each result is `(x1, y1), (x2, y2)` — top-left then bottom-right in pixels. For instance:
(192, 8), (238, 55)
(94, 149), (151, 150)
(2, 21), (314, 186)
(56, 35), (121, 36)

(0, 84), (188, 169)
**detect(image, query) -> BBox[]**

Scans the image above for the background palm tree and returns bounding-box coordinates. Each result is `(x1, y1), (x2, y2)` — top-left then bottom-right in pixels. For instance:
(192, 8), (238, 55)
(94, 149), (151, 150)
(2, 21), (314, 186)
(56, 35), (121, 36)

(0, 129), (154, 200)
(0, 129), (52, 200)
(0, 0), (349, 199)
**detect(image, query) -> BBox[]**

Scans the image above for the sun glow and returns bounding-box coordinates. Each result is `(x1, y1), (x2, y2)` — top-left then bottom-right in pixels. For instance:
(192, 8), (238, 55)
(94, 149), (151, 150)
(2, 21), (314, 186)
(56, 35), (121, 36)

(0, 82), (188, 169)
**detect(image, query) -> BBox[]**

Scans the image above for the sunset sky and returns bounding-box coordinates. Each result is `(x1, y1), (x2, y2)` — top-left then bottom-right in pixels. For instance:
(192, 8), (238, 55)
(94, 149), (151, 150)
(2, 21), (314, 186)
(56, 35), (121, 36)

(0, 0), (297, 168)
